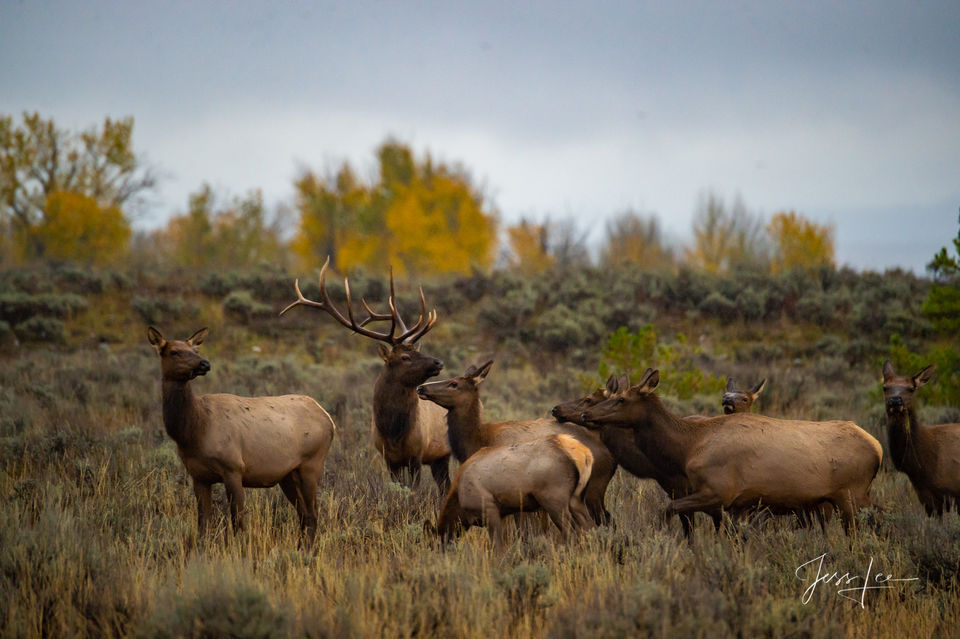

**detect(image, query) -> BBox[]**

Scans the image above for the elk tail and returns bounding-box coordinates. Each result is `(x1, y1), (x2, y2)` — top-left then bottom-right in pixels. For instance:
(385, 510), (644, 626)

(554, 434), (593, 500)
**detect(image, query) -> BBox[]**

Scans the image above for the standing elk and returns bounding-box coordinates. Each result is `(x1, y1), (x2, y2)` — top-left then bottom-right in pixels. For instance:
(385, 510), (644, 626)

(578, 368), (882, 534)
(147, 326), (335, 546)
(882, 360), (960, 516)
(434, 434), (595, 550)
(417, 360), (616, 525)
(281, 257), (451, 491)
(552, 374), (704, 535)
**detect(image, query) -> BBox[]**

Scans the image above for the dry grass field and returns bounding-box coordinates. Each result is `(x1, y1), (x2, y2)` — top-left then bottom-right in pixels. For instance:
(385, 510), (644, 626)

(1, 263), (959, 638)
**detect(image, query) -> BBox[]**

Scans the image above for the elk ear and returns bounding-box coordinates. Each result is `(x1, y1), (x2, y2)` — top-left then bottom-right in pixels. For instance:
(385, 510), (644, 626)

(882, 359), (896, 382)
(186, 327), (208, 346)
(913, 364), (936, 388)
(617, 374), (630, 393)
(470, 359), (494, 384)
(605, 375), (619, 395)
(378, 344), (391, 362)
(750, 379), (766, 398)
(147, 326), (165, 350)
(636, 368), (659, 392)
(725, 377), (736, 392)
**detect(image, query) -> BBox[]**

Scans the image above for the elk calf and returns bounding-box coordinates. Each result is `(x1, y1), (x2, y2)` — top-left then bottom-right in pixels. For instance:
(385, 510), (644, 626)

(579, 368), (882, 534)
(417, 360), (616, 525)
(882, 360), (960, 516)
(148, 327), (336, 546)
(435, 434), (595, 550)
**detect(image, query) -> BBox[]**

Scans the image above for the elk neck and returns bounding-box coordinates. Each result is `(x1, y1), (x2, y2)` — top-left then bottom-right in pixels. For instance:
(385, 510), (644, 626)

(373, 374), (418, 442)
(629, 393), (701, 477)
(886, 404), (925, 476)
(444, 396), (485, 462)
(160, 379), (205, 448)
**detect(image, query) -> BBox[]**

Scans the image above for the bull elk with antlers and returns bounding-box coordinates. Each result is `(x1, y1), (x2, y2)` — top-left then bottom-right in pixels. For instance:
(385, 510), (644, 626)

(281, 257), (451, 490)
(147, 327), (335, 546)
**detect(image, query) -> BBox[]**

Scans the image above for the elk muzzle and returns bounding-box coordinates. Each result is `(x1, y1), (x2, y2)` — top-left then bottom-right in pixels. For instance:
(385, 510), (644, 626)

(193, 359), (211, 378)
(885, 395), (905, 413)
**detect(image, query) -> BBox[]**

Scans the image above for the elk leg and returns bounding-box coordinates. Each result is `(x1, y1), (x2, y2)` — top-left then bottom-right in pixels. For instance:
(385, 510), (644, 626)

(569, 496), (595, 530)
(546, 504), (572, 541)
(193, 480), (213, 537)
(279, 474), (307, 530)
(406, 458), (422, 487)
(297, 469), (320, 546)
(482, 502), (504, 551)
(224, 473), (246, 534)
(666, 490), (724, 522)
(429, 457), (451, 494)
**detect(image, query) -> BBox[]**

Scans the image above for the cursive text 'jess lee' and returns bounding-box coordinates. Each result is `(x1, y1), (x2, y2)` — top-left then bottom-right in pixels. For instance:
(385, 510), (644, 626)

(795, 553), (919, 608)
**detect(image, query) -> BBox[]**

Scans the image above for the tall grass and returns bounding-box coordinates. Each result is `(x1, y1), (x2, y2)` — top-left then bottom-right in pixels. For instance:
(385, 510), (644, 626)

(1, 263), (958, 637)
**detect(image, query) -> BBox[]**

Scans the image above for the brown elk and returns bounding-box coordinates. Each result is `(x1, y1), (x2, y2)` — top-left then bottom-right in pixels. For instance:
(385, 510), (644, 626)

(721, 378), (765, 414)
(147, 327), (335, 545)
(882, 360), (960, 516)
(579, 368), (882, 533)
(281, 257), (451, 490)
(552, 374), (703, 535)
(416, 360), (616, 525)
(434, 434), (595, 550)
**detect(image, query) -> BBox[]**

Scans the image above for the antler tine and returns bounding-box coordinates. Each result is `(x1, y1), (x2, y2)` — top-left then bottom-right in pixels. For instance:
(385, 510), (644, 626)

(398, 285), (431, 342)
(404, 307), (438, 344)
(281, 256), (398, 344)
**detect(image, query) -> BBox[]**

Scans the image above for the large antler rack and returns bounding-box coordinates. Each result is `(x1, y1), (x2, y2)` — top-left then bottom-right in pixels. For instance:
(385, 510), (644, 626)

(280, 256), (438, 345)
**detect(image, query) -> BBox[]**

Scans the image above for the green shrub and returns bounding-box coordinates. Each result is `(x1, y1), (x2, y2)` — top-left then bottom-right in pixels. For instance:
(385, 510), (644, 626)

(138, 569), (292, 639)
(223, 290), (273, 324)
(697, 291), (737, 321)
(0, 292), (88, 324)
(14, 316), (66, 343)
(130, 297), (195, 325)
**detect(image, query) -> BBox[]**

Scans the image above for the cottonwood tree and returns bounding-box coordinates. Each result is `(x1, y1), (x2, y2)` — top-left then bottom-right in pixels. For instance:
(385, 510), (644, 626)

(602, 209), (674, 269)
(685, 192), (769, 273)
(293, 140), (498, 276)
(766, 210), (835, 273)
(0, 112), (155, 261)
(158, 184), (285, 268)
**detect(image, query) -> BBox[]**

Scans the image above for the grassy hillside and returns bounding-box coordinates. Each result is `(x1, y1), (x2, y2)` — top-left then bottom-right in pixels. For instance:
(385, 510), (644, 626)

(1, 261), (958, 637)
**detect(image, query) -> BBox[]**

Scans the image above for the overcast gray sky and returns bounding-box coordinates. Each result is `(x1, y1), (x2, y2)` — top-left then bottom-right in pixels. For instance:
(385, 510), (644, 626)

(2, 1), (958, 272)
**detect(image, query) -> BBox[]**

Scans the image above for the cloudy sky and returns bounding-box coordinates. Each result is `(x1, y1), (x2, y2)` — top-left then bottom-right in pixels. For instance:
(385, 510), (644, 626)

(2, 1), (958, 271)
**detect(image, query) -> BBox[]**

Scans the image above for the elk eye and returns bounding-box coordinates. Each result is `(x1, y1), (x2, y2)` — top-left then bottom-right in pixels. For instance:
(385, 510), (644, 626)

(170, 350), (179, 356)
(617, 397), (625, 404)
(449, 381), (458, 388)
(401, 355), (411, 362)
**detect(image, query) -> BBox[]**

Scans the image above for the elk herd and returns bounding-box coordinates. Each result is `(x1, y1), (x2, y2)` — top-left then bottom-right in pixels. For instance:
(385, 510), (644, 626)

(147, 260), (960, 551)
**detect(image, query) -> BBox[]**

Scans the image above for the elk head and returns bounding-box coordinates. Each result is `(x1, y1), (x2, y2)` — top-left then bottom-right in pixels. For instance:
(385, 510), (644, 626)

(147, 326), (211, 381)
(721, 378), (766, 414)
(552, 374), (629, 424)
(579, 368), (660, 430)
(281, 256), (442, 388)
(882, 360), (935, 418)
(416, 360), (493, 410)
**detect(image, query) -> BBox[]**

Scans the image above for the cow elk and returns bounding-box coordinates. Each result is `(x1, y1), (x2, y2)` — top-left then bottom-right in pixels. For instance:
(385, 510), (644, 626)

(417, 360), (616, 525)
(722, 378), (765, 414)
(882, 360), (960, 516)
(579, 368), (882, 534)
(281, 257), (451, 491)
(147, 327), (336, 547)
(434, 434), (595, 550)
(552, 374), (703, 535)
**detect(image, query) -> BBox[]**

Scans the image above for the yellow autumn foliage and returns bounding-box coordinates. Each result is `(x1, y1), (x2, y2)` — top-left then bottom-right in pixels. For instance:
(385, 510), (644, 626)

(32, 191), (130, 264)
(767, 210), (835, 273)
